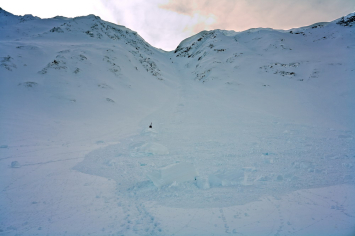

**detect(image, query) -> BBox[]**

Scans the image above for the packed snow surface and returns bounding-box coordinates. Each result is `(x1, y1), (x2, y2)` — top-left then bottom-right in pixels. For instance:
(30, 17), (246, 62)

(1, 8), (355, 236)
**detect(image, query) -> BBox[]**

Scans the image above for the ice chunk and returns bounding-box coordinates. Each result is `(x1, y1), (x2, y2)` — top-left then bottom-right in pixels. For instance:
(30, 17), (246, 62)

(147, 162), (197, 187)
(133, 142), (169, 156)
(241, 167), (256, 185)
(208, 169), (245, 187)
(11, 161), (20, 168)
(141, 128), (158, 136)
(196, 176), (210, 189)
(276, 175), (284, 181)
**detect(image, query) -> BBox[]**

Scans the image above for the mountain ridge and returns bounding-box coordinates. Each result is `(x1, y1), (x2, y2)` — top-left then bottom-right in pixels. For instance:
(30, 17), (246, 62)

(1, 7), (354, 52)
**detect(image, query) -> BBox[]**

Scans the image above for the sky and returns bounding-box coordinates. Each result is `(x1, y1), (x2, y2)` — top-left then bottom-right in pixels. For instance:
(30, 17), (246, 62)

(1, 0), (354, 51)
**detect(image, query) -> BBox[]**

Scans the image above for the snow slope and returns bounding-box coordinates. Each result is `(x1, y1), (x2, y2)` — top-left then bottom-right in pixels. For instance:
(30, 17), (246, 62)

(1, 8), (355, 235)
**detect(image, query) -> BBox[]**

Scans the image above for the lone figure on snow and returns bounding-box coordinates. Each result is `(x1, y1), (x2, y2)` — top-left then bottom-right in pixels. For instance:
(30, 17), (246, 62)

(149, 122), (152, 128)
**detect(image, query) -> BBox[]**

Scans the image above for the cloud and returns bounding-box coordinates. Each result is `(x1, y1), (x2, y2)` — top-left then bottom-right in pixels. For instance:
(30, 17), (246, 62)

(99, 0), (354, 50)
(161, 0), (355, 32)
(98, 0), (216, 51)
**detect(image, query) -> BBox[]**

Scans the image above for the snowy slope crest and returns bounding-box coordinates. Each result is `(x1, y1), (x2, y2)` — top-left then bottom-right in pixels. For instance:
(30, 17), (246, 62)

(0, 7), (168, 88)
(0, 8), (153, 53)
(172, 14), (354, 84)
(336, 11), (355, 26)
(0, 7), (39, 25)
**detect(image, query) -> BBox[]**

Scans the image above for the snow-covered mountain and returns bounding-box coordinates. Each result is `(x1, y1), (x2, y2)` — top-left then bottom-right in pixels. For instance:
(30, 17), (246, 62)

(1, 8), (355, 236)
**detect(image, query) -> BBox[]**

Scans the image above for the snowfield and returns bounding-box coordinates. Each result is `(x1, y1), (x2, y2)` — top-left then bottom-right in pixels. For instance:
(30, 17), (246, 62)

(1, 8), (355, 236)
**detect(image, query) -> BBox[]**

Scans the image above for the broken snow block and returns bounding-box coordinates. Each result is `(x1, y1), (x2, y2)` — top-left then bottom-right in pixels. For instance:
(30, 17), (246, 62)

(141, 127), (158, 136)
(133, 142), (169, 156)
(11, 161), (20, 168)
(208, 169), (245, 187)
(196, 176), (210, 189)
(147, 162), (197, 187)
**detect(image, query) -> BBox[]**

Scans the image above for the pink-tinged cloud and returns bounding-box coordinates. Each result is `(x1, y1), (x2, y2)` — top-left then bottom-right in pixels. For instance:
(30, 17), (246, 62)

(160, 0), (355, 32)
(99, 0), (216, 51)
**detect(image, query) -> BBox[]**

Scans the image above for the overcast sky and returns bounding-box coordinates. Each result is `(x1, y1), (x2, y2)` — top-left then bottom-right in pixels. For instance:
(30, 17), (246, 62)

(2, 0), (354, 51)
